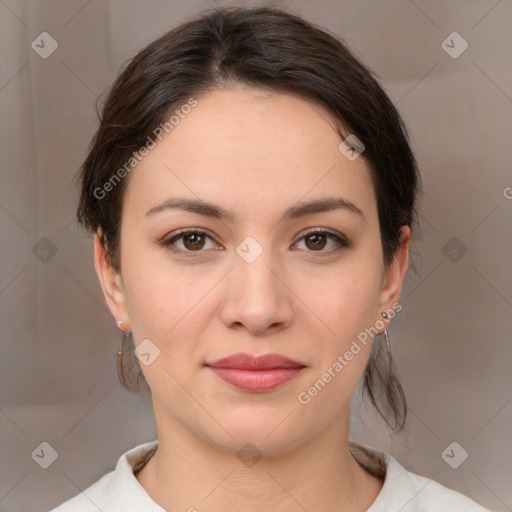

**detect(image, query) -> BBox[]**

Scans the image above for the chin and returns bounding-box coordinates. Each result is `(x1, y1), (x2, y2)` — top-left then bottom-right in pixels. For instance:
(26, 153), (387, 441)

(200, 415), (309, 457)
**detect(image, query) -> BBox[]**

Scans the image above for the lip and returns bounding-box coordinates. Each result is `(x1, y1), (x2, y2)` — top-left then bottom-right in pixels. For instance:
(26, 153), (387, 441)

(205, 353), (306, 392)
(206, 352), (305, 370)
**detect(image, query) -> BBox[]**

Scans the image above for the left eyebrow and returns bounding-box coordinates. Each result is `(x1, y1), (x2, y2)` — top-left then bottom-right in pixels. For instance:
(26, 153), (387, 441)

(145, 196), (366, 224)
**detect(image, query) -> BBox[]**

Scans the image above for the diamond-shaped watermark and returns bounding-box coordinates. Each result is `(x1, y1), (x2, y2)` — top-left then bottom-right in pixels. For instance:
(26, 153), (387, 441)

(441, 236), (468, 263)
(32, 237), (58, 263)
(236, 236), (263, 264)
(338, 134), (365, 161)
(441, 441), (468, 469)
(441, 32), (468, 59)
(134, 338), (161, 366)
(31, 442), (58, 469)
(236, 442), (262, 468)
(31, 32), (59, 59)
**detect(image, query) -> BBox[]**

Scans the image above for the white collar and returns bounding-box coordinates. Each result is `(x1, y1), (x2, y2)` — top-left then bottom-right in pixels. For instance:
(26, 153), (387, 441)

(52, 439), (489, 511)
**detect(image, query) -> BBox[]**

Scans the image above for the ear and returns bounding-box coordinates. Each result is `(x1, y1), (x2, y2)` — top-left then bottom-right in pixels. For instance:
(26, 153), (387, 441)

(376, 225), (410, 327)
(94, 232), (130, 331)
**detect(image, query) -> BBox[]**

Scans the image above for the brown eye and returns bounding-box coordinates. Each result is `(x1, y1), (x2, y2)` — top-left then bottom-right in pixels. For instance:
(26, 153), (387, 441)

(295, 230), (350, 254)
(162, 229), (217, 257)
(182, 232), (206, 251)
(304, 233), (328, 251)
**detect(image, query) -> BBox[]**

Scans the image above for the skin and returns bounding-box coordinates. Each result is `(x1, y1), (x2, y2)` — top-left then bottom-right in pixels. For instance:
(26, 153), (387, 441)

(94, 85), (410, 512)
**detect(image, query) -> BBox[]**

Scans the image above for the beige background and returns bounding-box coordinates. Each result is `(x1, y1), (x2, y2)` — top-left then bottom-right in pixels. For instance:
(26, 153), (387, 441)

(1, 0), (511, 511)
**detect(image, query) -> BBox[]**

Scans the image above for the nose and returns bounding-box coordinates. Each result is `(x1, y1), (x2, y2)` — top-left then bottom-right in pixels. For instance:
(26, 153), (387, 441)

(218, 242), (294, 336)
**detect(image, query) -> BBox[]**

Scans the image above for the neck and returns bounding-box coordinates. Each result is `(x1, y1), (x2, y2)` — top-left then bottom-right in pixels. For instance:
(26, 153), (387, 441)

(136, 402), (383, 512)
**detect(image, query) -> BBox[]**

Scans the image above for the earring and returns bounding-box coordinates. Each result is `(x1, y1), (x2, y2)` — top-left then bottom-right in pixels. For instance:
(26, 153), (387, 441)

(117, 330), (128, 388)
(116, 320), (124, 370)
(116, 329), (139, 392)
(115, 320), (139, 392)
(380, 311), (391, 358)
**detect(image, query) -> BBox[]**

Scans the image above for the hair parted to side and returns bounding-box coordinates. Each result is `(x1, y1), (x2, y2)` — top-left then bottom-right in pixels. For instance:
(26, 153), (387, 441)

(76, 6), (422, 433)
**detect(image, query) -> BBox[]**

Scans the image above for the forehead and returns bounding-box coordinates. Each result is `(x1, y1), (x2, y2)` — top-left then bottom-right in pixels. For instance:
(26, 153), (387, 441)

(124, 86), (377, 223)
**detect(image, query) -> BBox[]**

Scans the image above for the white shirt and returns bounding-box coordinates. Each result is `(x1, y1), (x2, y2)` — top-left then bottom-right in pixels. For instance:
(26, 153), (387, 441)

(48, 439), (491, 511)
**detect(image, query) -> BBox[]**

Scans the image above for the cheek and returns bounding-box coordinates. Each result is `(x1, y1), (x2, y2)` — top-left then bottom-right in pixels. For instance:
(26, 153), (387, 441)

(295, 273), (379, 408)
(295, 265), (382, 395)
(120, 238), (188, 336)
(126, 271), (198, 339)
(301, 265), (380, 341)
(122, 269), (206, 393)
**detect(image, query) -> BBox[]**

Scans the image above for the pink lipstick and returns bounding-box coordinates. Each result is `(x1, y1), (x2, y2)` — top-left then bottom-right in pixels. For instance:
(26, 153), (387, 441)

(206, 353), (305, 392)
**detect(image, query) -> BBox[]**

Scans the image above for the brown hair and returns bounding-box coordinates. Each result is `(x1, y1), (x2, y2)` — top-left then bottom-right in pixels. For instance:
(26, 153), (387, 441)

(76, 6), (422, 433)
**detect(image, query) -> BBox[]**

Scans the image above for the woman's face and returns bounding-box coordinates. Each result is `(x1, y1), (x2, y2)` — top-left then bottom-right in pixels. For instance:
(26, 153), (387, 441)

(96, 85), (409, 454)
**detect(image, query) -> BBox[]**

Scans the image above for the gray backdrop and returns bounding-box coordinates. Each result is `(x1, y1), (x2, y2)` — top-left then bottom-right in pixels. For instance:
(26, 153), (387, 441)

(1, 1), (511, 511)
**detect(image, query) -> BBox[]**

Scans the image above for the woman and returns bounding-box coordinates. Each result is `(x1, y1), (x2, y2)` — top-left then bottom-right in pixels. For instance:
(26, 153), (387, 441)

(50, 6), (490, 512)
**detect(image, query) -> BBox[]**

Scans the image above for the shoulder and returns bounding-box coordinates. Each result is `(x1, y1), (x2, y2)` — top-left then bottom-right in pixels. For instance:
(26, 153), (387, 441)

(349, 440), (491, 512)
(47, 440), (161, 512)
(378, 457), (491, 512)
(48, 471), (113, 512)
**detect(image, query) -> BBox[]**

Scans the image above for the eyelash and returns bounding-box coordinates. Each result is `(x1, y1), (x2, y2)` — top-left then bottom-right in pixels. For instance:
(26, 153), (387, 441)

(160, 228), (351, 258)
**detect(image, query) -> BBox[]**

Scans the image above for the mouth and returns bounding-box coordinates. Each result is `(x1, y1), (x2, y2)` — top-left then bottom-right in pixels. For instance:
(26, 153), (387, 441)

(205, 353), (306, 392)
